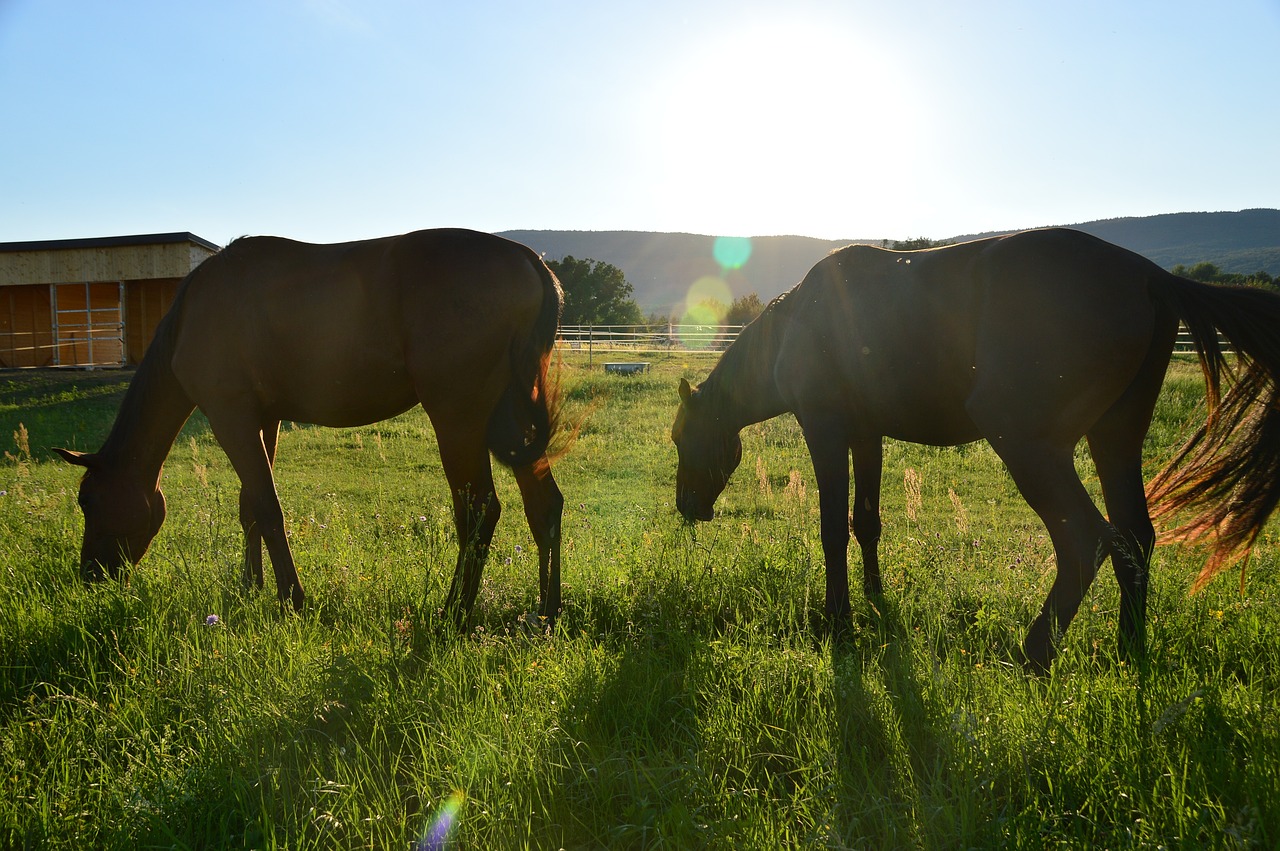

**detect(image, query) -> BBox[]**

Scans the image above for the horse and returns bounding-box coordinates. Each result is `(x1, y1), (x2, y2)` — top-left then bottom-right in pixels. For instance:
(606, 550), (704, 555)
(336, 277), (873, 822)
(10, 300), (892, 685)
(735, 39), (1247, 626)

(55, 228), (566, 625)
(672, 227), (1280, 669)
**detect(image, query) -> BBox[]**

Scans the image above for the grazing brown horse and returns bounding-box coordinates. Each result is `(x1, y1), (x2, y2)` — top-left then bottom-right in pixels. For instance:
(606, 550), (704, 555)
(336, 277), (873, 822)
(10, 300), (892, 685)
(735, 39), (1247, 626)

(56, 228), (565, 624)
(672, 228), (1280, 669)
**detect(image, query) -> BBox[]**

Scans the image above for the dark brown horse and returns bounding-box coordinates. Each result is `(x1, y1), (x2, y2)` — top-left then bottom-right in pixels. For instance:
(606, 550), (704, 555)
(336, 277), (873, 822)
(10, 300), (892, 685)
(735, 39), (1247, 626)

(672, 228), (1280, 669)
(56, 228), (565, 624)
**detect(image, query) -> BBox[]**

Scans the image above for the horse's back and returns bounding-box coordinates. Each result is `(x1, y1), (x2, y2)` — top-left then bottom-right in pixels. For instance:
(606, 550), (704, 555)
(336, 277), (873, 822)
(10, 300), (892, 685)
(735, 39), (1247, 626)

(168, 229), (551, 427)
(962, 230), (1171, 437)
(776, 229), (1173, 444)
(773, 237), (991, 441)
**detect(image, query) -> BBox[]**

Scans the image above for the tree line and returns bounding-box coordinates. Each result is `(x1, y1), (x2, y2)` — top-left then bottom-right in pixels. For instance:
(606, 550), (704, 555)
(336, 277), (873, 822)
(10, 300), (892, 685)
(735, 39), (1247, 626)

(1170, 261), (1277, 291)
(546, 256), (766, 327)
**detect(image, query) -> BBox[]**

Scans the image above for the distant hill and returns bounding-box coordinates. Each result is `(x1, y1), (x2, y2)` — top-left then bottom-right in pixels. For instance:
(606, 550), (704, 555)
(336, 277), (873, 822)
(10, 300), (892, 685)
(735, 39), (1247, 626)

(501, 209), (1280, 315)
(957, 209), (1280, 274)
(498, 230), (866, 316)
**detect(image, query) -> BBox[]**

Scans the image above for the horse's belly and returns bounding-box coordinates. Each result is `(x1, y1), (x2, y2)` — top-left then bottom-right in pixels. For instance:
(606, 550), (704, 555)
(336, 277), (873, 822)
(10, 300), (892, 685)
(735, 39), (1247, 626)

(877, 400), (982, 446)
(843, 359), (982, 446)
(178, 341), (421, 429)
(273, 378), (419, 428)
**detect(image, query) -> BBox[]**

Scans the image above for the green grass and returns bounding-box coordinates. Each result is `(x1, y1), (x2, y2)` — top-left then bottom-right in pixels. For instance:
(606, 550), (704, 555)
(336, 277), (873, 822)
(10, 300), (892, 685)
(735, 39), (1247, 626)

(1, 354), (1277, 849)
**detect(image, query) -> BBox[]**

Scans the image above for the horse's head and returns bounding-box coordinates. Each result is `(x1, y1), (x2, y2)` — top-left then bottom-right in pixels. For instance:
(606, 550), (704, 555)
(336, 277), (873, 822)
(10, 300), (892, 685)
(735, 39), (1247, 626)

(54, 449), (167, 582)
(672, 378), (742, 523)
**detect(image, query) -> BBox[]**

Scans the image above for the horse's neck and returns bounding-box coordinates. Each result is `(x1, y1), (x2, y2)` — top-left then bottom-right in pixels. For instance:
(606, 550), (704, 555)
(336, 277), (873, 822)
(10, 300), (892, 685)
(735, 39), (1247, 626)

(704, 308), (789, 429)
(98, 325), (195, 485)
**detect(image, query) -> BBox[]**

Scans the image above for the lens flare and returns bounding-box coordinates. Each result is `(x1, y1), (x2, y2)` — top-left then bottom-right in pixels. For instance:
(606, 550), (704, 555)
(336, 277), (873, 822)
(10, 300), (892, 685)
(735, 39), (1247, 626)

(683, 275), (732, 320)
(713, 236), (752, 270)
(418, 790), (465, 851)
(679, 275), (733, 348)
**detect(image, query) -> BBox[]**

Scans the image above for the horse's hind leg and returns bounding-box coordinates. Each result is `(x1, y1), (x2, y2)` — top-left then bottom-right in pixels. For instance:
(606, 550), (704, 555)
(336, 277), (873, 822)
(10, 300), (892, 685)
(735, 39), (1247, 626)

(1088, 428), (1153, 662)
(514, 459), (564, 624)
(433, 417), (501, 629)
(1087, 374), (1168, 660)
(239, 419), (281, 590)
(1087, 325), (1174, 661)
(991, 440), (1111, 670)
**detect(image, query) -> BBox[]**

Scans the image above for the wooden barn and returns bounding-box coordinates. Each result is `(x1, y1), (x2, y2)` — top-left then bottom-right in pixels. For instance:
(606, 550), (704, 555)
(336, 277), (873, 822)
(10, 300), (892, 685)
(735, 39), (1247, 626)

(0, 233), (219, 368)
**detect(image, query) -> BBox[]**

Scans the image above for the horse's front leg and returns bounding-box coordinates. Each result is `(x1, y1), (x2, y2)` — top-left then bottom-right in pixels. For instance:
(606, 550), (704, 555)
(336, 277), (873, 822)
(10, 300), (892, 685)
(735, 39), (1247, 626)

(514, 459), (564, 625)
(851, 437), (884, 597)
(210, 415), (304, 612)
(238, 487), (265, 590)
(237, 421), (280, 591)
(802, 418), (853, 622)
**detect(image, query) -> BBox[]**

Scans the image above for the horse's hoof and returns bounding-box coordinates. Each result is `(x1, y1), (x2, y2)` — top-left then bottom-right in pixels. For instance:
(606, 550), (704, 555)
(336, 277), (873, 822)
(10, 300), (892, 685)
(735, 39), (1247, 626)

(278, 585), (305, 614)
(1117, 632), (1147, 665)
(1018, 643), (1053, 675)
(824, 612), (855, 646)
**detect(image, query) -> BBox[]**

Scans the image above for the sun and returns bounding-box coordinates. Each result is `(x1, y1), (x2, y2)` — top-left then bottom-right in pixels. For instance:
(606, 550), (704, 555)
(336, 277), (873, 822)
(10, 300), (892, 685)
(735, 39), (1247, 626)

(650, 16), (930, 237)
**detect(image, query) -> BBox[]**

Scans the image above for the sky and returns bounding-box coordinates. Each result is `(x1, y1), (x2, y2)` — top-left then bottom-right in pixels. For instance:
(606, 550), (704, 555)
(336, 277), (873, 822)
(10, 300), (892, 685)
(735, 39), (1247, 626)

(1, 0), (1277, 247)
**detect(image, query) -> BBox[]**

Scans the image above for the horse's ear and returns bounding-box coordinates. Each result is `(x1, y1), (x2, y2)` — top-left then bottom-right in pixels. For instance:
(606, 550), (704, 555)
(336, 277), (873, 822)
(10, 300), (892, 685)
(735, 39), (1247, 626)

(678, 378), (693, 404)
(53, 448), (97, 468)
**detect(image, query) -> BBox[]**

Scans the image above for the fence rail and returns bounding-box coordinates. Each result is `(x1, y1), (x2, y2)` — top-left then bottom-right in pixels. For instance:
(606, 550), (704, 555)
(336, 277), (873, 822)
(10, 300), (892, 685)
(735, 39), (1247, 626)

(556, 324), (745, 355)
(555, 324), (1219, 355)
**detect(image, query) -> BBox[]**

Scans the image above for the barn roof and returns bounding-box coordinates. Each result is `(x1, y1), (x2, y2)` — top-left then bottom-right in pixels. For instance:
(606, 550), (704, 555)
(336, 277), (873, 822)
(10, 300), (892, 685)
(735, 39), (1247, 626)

(0, 232), (221, 253)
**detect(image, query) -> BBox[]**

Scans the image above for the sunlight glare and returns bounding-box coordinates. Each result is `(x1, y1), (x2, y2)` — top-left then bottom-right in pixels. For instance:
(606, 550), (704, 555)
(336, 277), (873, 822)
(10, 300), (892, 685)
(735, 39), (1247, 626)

(652, 16), (929, 237)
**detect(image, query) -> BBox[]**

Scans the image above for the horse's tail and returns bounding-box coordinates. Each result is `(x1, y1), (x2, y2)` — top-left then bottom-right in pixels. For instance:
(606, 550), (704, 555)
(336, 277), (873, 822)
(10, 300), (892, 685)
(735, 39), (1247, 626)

(1147, 272), (1280, 590)
(486, 252), (565, 470)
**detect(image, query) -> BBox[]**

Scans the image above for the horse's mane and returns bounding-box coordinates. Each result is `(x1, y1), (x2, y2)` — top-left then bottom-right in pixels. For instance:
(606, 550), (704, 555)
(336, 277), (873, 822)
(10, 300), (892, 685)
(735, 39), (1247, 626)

(95, 263), (201, 467)
(696, 284), (798, 422)
(763, 283), (801, 317)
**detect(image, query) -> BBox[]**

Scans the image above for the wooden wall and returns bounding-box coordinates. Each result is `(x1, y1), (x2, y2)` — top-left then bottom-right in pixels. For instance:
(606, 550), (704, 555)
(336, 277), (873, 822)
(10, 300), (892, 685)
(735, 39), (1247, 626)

(125, 278), (181, 365)
(0, 237), (211, 368)
(0, 285), (54, 368)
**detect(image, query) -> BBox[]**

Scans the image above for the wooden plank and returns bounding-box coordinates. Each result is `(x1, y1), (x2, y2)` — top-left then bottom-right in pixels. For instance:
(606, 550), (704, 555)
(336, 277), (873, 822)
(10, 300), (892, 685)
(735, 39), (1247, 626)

(0, 241), (216, 287)
(0, 285), (54, 367)
(125, 278), (180, 364)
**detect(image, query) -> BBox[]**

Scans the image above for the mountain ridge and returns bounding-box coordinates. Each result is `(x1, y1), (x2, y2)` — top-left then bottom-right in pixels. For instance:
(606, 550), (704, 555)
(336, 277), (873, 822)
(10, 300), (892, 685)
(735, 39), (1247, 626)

(501, 209), (1280, 315)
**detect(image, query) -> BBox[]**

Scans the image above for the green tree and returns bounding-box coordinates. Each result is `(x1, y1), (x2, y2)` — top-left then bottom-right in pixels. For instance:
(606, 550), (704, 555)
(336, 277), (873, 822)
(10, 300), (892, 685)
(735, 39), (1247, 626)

(1187, 261), (1223, 282)
(1250, 270), (1276, 289)
(1171, 263), (1277, 291)
(883, 237), (952, 251)
(546, 256), (643, 326)
(725, 292), (765, 325)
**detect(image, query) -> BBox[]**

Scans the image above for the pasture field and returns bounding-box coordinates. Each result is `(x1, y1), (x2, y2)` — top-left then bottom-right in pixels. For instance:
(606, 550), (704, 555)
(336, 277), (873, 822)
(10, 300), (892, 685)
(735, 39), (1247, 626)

(1, 354), (1278, 849)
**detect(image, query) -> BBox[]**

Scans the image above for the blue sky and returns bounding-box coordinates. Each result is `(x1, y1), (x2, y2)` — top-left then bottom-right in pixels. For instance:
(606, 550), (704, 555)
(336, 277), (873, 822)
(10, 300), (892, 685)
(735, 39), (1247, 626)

(2, 0), (1276, 246)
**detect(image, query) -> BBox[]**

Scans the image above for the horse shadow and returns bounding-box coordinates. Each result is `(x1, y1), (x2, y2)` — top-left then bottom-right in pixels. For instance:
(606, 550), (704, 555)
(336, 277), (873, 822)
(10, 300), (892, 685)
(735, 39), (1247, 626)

(828, 599), (951, 844)
(0, 588), (141, 719)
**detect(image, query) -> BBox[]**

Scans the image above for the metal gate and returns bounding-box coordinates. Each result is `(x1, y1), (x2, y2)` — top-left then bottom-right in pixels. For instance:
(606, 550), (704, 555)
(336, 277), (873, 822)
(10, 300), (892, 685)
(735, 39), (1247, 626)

(51, 282), (125, 366)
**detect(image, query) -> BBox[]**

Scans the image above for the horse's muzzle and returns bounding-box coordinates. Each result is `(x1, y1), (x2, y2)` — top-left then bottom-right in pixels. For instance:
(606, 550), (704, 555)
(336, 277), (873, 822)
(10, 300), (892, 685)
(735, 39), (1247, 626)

(80, 559), (109, 583)
(676, 495), (714, 523)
